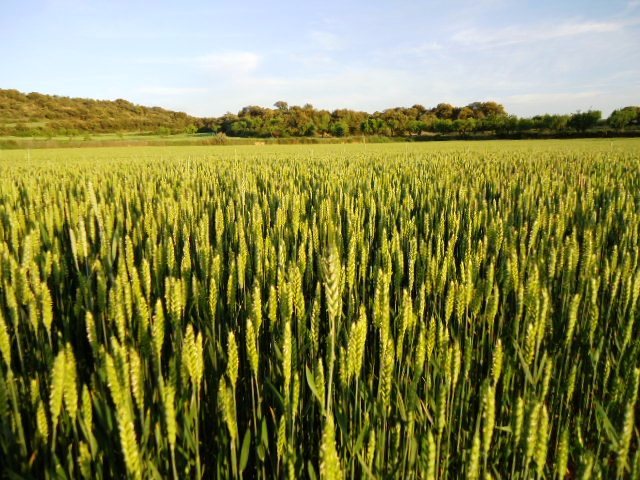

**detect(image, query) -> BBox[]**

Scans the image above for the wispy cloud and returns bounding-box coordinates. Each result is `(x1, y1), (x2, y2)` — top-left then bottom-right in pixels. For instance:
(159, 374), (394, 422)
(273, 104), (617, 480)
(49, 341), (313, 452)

(452, 19), (635, 49)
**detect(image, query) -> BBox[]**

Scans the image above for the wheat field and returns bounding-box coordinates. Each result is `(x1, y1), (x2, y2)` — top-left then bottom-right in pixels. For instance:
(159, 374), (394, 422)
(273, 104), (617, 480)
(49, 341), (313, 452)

(0, 140), (639, 479)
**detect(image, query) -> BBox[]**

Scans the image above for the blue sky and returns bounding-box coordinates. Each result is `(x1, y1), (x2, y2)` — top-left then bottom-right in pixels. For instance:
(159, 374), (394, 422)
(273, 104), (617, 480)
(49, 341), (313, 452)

(1, 0), (638, 117)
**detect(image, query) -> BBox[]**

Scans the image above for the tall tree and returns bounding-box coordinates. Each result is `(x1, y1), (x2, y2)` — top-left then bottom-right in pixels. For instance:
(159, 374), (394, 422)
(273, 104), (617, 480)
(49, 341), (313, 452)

(568, 110), (601, 132)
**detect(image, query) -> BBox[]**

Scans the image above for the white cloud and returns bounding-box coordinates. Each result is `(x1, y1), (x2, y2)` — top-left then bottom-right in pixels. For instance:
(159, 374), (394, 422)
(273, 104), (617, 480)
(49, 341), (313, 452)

(452, 19), (634, 49)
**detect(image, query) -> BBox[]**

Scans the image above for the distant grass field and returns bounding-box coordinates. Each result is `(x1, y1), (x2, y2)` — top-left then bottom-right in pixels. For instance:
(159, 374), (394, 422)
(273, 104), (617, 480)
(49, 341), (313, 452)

(1, 138), (639, 478)
(3, 131), (639, 151)
(0, 131), (227, 149)
(1, 137), (639, 162)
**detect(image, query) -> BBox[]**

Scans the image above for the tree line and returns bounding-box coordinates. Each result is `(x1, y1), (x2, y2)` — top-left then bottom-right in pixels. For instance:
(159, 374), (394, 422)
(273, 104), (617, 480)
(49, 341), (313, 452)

(1, 88), (639, 139)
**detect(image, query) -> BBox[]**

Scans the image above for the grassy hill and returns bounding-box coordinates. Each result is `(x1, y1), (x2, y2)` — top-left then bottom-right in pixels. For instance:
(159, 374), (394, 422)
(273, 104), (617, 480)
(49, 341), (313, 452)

(0, 89), (199, 136)
(2, 88), (638, 145)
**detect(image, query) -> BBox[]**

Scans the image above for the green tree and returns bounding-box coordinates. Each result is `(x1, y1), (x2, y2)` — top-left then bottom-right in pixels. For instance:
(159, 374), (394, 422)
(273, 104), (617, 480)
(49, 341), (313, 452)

(453, 118), (476, 135)
(156, 126), (171, 137)
(303, 123), (316, 136)
(273, 101), (289, 112)
(608, 107), (638, 130)
(434, 103), (454, 119)
(433, 118), (454, 134)
(407, 120), (427, 135)
(456, 107), (474, 120)
(550, 114), (569, 132)
(331, 121), (348, 137)
(517, 118), (535, 132)
(568, 110), (601, 132)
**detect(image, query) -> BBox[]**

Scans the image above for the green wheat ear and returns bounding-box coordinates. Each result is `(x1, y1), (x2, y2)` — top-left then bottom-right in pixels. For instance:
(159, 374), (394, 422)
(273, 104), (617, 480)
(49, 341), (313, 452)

(467, 428), (481, 480)
(129, 347), (143, 413)
(182, 324), (198, 387)
(525, 402), (541, 461)
(164, 384), (177, 448)
(565, 293), (580, 347)
(320, 415), (343, 480)
(85, 311), (97, 355)
(491, 339), (503, 386)
(482, 383), (495, 459)
(246, 318), (259, 376)
(63, 344), (78, 422)
(556, 425), (570, 480)
(378, 338), (394, 413)
(540, 357), (553, 400)
(151, 299), (165, 364)
(40, 284), (53, 336)
(0, 309), (11, 369)
(78, 442), (92, 479)
(366, 429), (376, 468)
(535, 405), (549, 477)
(226, 330), (239, 389)
(118, 416), (142, 480)
(277, 415), (286, 462)
(194, 331), (204, 387)
(617, 399), (635, 477)
(49, 349), (67, 431)
(513, 396), (525, 448)
(81, 385), (92, 431)
(218, 378), (237, 441)
(283, 319), (292, 397)
(36, 400), (49, 439)
(251, 282), (263, 334)
(346, 306), (367, 383)
(323, 242), (342, 324)
(315, 359), (326, 408)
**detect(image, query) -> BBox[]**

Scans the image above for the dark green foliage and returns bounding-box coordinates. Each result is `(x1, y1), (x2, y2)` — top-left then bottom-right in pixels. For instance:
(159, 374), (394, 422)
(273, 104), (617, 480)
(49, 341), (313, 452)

(568, 110), (602, 132)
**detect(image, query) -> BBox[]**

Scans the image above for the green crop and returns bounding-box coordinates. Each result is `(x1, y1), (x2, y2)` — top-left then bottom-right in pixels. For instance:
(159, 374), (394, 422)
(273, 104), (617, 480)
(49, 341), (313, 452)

(0, 139), (638, 478)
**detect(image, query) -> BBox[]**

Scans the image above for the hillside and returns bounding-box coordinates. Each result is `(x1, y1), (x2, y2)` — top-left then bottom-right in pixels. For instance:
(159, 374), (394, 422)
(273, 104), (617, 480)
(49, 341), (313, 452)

(0, 89), (199, 136)
(1, 88), (638, 141)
